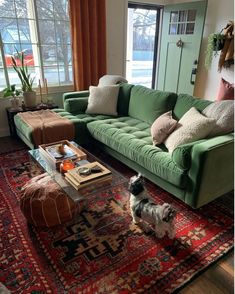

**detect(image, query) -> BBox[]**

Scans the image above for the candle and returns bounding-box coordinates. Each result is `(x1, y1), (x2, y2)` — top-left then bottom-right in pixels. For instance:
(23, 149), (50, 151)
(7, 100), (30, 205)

(60, 159), (75, 175)
(44, 78), (48, 95)
(38, 79), (43, 102)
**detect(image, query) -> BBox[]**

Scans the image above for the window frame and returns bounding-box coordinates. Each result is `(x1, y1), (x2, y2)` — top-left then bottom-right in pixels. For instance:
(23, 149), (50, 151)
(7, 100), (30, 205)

(0, 0), (74, 97)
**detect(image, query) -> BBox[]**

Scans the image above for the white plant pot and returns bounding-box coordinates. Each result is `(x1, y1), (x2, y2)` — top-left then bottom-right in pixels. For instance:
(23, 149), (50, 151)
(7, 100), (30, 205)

(23, 91), (37, 108)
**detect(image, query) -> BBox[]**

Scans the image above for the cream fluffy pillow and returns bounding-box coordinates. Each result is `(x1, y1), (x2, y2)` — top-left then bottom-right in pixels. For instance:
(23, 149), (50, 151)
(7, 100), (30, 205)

(151, 111), (178, 145)
(164, 107), (216, 153)
(202, 100), (234, 137)
(86, 85), (119, 116)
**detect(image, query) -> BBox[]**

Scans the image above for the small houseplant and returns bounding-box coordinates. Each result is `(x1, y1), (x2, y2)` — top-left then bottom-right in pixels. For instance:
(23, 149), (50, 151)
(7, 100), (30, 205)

(3, 84), (22, 109)
(205, 32), (225, 70)
(11, 50), (36, 107)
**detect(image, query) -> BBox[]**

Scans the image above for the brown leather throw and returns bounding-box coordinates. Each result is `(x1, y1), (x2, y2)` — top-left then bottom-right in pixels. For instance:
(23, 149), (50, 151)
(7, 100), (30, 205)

(218, 21), (234, 71)
(17, 110), (75, 147)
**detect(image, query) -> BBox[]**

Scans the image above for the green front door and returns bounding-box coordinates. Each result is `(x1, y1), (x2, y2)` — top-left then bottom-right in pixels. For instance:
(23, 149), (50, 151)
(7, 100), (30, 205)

(157, 1), (207, 95)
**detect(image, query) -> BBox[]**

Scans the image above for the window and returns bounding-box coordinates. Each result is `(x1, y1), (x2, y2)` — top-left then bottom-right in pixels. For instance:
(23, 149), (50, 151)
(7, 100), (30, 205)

(126, 3), (161, 89)
(0, 0), (73, 92)
(169, 9), (196, 35)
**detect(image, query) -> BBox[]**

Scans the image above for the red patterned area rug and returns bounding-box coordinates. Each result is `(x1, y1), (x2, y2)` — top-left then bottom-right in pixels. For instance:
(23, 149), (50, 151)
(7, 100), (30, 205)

(0, 149), (233, 293)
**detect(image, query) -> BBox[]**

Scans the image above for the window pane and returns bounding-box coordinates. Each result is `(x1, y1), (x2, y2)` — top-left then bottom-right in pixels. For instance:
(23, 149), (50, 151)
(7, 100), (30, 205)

(41, 45), (57, 65)
(0, 69), (7, 91)
(187, 10), (196, 21)
(0, 53), (3, 67)
(0, 0), (16, 18)
(59, 64), (73, 85)
(44, 66), (59, 85)
(177, 23), (186, 34)
(169, 24), (177, 35)
(15, 0), (28, 19)
(55, 21), (70, 44)
(186, 23), (195, 34)
(17, 19), (36, 43)
(37, 0), (54, 20)
(0, 18), (19, 43)
(53, 0), (69, 21)
(170, 11), (178, 23)
(39, 20), (56, 44)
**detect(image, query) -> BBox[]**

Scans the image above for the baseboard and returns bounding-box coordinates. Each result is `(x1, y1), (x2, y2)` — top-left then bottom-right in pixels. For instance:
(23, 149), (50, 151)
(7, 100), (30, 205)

(0, 127), (10, 137)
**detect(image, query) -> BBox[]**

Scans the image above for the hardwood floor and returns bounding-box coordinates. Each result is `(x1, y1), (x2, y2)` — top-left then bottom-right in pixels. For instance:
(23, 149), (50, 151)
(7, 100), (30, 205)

(179, 250), (234, 294)
(0, 136), (233, 294)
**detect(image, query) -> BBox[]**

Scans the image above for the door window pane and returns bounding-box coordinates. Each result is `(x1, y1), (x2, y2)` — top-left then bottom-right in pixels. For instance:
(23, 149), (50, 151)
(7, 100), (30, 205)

(169, 9), (196, 35)
(177, 23), (186, 34)
(170, 11), (178, 22)
(187, 10), (196, 21)
(186, 23), (195, 34)
(169, 24), (177, 35)
(179, 10), (187, 22)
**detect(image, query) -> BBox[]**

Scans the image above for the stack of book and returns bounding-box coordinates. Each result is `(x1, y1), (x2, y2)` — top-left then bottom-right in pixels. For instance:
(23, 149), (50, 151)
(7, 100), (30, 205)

(65, 161), (112, 190)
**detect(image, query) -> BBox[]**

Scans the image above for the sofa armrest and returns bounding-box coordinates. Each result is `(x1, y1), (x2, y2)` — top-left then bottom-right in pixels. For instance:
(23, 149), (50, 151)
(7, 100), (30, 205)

(64, 97), (88, 114)
(185, 133), (234, 208)
(63, 90), (89, 102)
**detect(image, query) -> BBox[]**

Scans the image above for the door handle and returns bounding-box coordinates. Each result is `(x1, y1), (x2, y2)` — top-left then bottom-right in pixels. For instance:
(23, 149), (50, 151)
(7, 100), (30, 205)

(190, 68), (197, 85)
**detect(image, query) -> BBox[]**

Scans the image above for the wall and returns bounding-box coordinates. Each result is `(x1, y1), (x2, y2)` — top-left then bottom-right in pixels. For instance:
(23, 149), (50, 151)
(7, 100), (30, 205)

(194, 0), (234, 99)
(106, 0), (234, 100)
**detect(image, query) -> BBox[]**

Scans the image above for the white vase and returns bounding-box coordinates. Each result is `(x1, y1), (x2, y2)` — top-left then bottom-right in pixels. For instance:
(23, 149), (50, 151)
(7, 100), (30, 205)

(10, 97), (21, 109)
(23, 91), (37, 108)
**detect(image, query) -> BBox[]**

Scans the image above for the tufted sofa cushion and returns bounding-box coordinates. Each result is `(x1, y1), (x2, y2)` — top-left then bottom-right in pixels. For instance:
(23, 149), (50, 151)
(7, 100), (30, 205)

(128, 85), (177, 124)
(87, 117), (188, 188)
(52, 109), (113, 145)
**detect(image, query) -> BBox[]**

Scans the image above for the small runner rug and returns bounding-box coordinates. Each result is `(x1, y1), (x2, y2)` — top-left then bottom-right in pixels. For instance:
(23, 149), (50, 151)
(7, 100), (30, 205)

(0, 149), (233, 293)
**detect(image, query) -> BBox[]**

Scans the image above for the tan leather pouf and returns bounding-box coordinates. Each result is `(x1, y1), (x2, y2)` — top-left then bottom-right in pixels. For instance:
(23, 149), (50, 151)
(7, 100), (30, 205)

(20, 173), (82, 227)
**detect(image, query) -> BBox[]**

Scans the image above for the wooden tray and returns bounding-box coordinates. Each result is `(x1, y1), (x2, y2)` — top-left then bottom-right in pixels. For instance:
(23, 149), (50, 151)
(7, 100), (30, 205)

(39, 140), (87, 170)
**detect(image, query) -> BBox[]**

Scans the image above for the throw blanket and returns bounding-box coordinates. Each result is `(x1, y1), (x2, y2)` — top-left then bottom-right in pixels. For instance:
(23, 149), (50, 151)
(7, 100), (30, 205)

(218, 21), (234, 71)
(98, 75), (128, 86)
(17, 110), (75, 147)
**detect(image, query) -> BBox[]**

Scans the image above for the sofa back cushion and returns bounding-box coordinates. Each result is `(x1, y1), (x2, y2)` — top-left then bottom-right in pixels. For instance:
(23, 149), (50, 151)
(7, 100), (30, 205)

(128, 85), (177, 124)
(117, 83), (134, 116)
(173, 94), (212, 120)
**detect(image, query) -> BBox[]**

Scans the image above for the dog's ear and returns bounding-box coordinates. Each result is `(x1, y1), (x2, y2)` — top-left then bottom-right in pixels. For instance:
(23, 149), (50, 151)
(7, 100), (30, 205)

(162, 205), (176, 222)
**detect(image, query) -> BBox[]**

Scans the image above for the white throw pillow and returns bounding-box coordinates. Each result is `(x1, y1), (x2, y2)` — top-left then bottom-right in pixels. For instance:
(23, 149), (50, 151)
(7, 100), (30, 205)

(164, 107), (216, 153)
(202, 100), (234, 137)
(86, 85), (119, 116)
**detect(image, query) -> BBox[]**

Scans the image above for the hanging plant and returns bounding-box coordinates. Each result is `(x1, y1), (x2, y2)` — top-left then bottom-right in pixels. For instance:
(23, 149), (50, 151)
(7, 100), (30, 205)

(205, 33), (225, 70)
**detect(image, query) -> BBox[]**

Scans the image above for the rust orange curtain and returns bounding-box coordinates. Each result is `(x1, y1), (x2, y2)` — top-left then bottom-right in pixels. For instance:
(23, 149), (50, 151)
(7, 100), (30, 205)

(69, 0), (107, 90)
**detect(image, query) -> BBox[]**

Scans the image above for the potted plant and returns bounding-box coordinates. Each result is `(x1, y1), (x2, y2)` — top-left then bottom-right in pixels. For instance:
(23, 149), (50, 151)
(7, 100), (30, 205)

(3, 84), (22, 109)
(11, 50), (36, 107)
(205, 32), (225, 70)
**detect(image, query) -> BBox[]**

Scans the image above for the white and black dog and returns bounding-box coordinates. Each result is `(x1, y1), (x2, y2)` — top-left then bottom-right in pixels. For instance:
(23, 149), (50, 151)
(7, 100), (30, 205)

(128, 174), (176, 239)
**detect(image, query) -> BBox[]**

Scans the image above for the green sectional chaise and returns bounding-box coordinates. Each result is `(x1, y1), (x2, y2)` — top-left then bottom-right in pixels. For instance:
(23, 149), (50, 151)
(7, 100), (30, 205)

(15, 83), (234, 208)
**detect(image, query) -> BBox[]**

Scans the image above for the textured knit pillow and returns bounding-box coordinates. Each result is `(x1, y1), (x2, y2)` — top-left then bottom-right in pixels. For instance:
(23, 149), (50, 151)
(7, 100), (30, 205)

(20, 173), (83, 227)
(164, 107), (216, 153)
(216, 78), (234, 101)
(202, 100), (234, 137)
(86, 85), (120, 116)
(151, 111), (178, 145)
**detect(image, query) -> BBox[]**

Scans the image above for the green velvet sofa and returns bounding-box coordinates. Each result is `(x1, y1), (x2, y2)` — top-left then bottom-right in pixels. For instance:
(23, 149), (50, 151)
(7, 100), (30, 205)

(15, 83), (234, 208)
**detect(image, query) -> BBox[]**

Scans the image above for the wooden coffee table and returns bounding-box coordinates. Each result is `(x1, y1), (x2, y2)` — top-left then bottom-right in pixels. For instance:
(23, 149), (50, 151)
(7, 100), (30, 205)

(29, 142), (112, 203)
